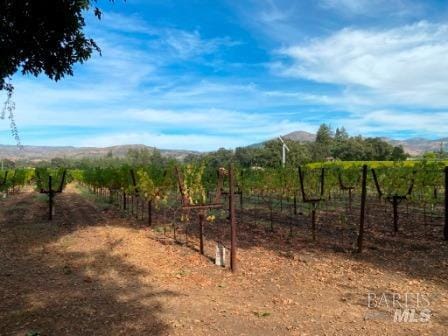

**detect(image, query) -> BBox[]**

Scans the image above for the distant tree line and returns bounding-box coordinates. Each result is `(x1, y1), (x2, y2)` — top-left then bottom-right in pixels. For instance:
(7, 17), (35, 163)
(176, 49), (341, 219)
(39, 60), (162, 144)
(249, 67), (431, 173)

(22, 148), (174, 170)
(185, 124), (408, 169)
(5, 124), (410, 169)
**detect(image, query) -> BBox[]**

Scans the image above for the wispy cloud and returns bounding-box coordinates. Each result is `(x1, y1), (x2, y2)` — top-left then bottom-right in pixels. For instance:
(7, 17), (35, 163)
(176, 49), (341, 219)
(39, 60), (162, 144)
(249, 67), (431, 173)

(160, 30), (239, 59)
(127, 107), (315, 136)
(276, 21), (448, 108)
(89, 11), (239, 61)
(341, 110), (448, 138)
(318, 0), (421, 17)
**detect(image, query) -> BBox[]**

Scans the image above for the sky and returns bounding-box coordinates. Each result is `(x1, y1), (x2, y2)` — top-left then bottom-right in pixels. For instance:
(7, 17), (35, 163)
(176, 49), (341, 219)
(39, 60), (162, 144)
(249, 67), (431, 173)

(2, 0), (448, 151)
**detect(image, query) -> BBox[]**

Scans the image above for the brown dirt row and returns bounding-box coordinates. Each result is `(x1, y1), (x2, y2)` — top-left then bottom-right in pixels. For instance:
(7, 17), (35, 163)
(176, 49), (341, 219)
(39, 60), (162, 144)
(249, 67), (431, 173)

(0, 186), (447, 335)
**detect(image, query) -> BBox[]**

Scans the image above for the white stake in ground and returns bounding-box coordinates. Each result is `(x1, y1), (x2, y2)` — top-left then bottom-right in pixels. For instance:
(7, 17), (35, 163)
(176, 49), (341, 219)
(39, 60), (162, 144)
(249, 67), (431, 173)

(278, 136), (290, 168)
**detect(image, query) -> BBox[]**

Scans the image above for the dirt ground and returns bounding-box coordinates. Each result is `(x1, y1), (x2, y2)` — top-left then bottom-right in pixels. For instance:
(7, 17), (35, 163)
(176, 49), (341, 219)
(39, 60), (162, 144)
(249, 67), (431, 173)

(0, 186), (447, 336)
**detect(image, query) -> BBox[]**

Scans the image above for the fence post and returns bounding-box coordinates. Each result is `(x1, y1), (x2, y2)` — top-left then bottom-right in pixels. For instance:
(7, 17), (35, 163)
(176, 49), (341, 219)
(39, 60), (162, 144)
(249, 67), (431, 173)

(358, 164), (368, 253)
(445, 167), (448, 241)
(229, 163), (237, 272)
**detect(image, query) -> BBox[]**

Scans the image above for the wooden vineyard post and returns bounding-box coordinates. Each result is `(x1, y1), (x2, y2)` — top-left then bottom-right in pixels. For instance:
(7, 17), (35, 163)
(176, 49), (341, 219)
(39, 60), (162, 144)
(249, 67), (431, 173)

(298, 166), (324, 241)
(229, 163), (237, 272)
(357, 164), (367, 253)
(371, 169), (383, 199)
(39, 170), (66, 221)
(445, 167), (448, 241)
(320, 167), (325, 198)
(199, 212), (205, 255)
(123, 191), (127, 211)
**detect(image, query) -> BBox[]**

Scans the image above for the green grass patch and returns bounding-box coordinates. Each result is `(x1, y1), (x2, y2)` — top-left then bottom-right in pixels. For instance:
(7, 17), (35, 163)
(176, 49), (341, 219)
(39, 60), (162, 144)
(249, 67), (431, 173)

(253, 311), (271, 318)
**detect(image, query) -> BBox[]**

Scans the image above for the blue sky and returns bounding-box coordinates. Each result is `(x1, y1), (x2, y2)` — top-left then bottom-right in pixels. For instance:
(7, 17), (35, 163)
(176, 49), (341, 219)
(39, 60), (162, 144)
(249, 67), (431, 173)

(2, 0), (448, 150)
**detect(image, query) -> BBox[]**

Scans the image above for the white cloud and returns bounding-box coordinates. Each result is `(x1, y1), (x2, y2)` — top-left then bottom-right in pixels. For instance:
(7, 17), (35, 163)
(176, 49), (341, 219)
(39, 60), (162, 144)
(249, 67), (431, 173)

(318, 0), (418, 16)
(85, 38), (156, 86)
(231, 0), (303, 44)
(160, 29), (239, 59)
(277, 21), (448, 107)
(320, 0), (378, 13)
(98, 12), (157, 35)
(342, 110), (448, 137)
(127, 107), (315, 137)
(89, 12), (239, 61)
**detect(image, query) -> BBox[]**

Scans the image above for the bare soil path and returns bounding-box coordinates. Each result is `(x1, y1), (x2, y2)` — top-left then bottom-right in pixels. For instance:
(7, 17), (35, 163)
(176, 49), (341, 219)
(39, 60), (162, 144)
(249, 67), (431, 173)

(0, 187), (447, 335)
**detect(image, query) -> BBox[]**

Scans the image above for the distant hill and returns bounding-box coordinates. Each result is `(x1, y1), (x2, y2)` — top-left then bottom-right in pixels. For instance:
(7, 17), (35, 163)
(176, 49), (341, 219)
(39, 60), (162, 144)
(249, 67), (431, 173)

(386, 137), (448, 156)
(0, 144), (198, 162)
(282, 131), (316, 142)
(248, 130), (316, 149)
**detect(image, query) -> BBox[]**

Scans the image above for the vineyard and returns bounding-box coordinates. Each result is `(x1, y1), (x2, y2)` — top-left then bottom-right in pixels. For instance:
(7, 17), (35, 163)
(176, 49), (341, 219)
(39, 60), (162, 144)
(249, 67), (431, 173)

(76, 161), (448, 255)
(2, 161), (448, 264)
(1, 161), (448, 335)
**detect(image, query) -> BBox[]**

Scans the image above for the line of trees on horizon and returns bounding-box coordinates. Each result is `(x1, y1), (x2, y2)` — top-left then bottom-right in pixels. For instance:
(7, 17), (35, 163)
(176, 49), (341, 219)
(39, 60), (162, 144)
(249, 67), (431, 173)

(183, 124), (409, 169)
(2, 124), (409, 169)
(6, 124), (445, 170)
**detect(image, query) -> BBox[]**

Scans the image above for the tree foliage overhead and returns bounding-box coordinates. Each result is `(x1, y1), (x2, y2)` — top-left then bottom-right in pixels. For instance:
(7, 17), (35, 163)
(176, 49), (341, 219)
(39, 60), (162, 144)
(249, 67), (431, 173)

(0, 0), (109, 91)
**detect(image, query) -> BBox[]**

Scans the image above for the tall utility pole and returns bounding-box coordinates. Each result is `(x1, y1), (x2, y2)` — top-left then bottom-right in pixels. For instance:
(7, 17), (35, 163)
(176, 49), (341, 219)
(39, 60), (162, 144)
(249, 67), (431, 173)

(278, 136), (290, 168)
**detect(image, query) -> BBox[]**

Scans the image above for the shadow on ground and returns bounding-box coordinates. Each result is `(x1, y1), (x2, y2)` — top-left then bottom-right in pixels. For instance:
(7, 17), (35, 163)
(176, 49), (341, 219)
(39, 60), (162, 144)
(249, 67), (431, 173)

(0, 191), (174, 336)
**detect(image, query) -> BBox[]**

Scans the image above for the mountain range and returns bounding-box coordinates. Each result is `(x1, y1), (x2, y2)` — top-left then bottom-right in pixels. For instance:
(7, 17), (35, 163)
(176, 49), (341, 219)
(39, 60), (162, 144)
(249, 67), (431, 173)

(0, 144), (198, 162)
(0, 131), (446, 161)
